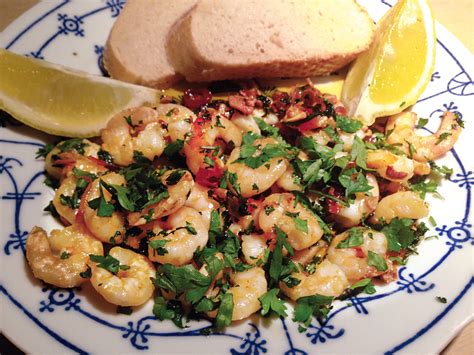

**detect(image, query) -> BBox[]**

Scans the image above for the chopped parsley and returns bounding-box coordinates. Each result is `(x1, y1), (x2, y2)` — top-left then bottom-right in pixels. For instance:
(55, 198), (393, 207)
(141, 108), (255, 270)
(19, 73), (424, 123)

(367, 251), (388, 272)
(336, 228), (364, 249)
(293, 294), (334, 331)
(335, 115), (363, 133)
(259, 288), (288, 317)
(89, 254), (130, 274)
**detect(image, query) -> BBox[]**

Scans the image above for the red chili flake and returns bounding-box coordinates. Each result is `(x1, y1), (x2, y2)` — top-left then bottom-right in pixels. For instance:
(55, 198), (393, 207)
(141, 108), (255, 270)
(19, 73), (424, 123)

(195, 165), (224, 188)
(353, 246), (366, 258)
(263, 231), (277, 251)
(386, 166), (408, 180)
(334, 106), (348, 116)
(182, 88), (212, 111)
(52, 158), (77, 167)
(297, 117), (323, 133)
(75, 176), (93, 226)
(246, 198), (261, 214)
(326, 187), (343, 214)
(87, 156), (115, 170)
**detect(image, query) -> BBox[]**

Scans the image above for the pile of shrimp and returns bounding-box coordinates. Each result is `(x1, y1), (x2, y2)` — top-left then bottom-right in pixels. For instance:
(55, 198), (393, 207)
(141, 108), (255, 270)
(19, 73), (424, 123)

(26, 81), (462, 327)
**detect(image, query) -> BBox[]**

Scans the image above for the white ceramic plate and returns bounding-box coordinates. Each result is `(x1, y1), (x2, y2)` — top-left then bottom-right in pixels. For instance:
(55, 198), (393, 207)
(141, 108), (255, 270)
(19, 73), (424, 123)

(1, 1), (473, 354)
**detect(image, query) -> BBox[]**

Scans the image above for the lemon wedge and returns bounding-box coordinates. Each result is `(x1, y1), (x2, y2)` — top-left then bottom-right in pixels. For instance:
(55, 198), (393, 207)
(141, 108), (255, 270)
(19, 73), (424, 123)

(0, 49), (161, 137)
(341, 0), (436, 125)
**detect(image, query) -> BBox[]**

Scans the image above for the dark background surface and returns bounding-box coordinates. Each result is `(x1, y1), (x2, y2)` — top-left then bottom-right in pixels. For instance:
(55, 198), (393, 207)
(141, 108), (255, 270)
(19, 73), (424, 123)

(1, 334), (24, 355)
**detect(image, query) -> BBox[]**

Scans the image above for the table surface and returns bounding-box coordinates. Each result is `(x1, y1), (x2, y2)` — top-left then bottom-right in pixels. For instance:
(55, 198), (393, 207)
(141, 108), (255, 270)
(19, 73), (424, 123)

(0, 0), (472, 354)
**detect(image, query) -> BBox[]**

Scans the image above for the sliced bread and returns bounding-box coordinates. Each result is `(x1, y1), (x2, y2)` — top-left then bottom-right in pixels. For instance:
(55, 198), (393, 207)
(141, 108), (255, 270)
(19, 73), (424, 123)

(167, 0), (375, 82)
(104, 0), (197, 89)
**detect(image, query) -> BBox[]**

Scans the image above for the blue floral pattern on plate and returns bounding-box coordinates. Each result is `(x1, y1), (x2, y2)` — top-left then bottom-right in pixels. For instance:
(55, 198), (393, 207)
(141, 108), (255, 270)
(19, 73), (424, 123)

(0, 0), (472, 353)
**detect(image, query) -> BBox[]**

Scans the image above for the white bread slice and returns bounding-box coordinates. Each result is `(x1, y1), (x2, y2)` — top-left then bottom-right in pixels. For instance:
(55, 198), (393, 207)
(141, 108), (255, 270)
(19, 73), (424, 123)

(104, 0), (197, 89)
(167, 0), (375, 82)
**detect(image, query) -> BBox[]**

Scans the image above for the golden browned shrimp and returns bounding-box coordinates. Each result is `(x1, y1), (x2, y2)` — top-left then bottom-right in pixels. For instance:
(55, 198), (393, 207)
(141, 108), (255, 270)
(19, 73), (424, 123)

(367, 150), (430, 182)
(327, 228), (393, 283)
(101, 107), (166, 166)
(90, 247), (156, 307)
(228, 267), (268, 321)
(227, 138), (288, 197)
(26, 225), (103, 288)
(280, 260), (349, 300)
(82, 172), (126, 243)
(155, 103), (196, 142)
(148, 206), (209, 266)
(372, 191), (428, 223)
(258, 193), (323, 251)
(386, 111), (462, 162)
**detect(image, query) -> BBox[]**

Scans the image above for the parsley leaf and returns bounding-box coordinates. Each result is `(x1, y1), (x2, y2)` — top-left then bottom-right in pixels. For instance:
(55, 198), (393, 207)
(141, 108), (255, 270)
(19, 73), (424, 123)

(87, 184), (115, 217)
(367, 251), (388, 271)
(164, 139), (184, 158)
(89, 254), (129, 274)
(149, 239), (169, 256)
(336, 116), (363, 133)
(259, 288), (288, 317)
(153, 296), (185, 328)
(350, 278), (376, 295)
(381, 218), (417, 252)
(339, 168), (373, 198)
(269, 227), (294, 284)
(208, 210), (223, 246)
(336, 228), (364, 248)
(36, 143), (55, 159)
(350, 136), (367, 169)
(293, 295), (334, 331)
(215, 292), (233, 329)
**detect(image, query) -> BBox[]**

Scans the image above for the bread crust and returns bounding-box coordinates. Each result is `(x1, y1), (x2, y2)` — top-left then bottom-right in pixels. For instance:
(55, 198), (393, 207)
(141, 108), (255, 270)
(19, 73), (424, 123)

(104, 0), (197, 89)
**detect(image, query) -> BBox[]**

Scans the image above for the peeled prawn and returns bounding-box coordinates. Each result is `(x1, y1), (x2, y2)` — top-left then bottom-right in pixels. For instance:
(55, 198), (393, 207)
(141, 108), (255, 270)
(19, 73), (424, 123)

(26, 225), (103, 288)
(280, 260), (349, 300)
(228, 267), (267, 321)
(227, 138), (288, 197)
(258, 193), (323, 251)
(148, 206), (209, 266)
(386, 111), (462, 162)
(101, 107), (166, 166)
(90, 247), (156, 306)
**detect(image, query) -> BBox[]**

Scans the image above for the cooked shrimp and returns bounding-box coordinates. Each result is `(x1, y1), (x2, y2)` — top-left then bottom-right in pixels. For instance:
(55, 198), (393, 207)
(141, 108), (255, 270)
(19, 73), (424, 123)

(231, 112), (261, 135)
(291, 240), (328, 266)
(276, 151), (308, 192)
(82, 172), (126, 243)
(26, 225), (103, 288)
(90, 247), (156, 307)
(331, 173), (379, 228)
(241, 234), (268, 265)
(52, 176), (79, 225)
(228, 267), (267, 321)
(148, 206), (208, 266)
(52, 160), (108, 225)
(184, 112), (242, 174)
(327, 228), (392, 283)
(372, 191), (428, 223)
(280, 260), (349, 300)
(386, 111), (462, 162)
(258, 193), (323, 250)
(128, 169), (194, 226)
(184, 182), (219, 228)
(155, 104), (195, 142)
(367, 150), (430, 182)
(101, 107), (166, 166)
(45, 139), (101, 180)
(227, 138), (288, 197)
